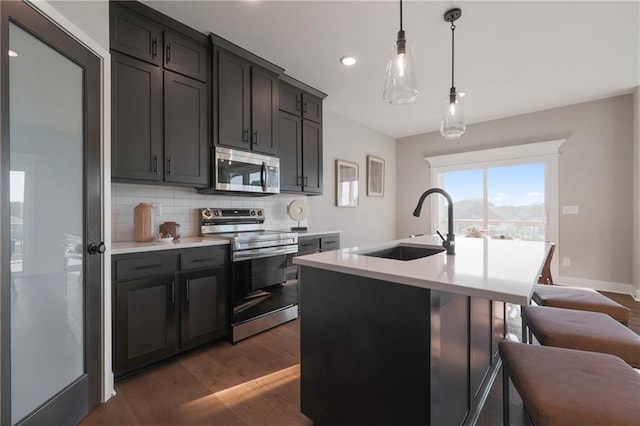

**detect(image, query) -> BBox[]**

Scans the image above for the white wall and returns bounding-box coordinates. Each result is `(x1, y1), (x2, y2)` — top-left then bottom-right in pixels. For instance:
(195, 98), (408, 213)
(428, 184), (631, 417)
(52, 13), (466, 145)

(307, 110), (397, 248)
(398, 95), (635, 296)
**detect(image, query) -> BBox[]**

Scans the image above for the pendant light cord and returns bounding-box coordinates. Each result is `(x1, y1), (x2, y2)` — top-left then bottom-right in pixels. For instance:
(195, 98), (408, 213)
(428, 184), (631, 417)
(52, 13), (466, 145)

(450, 22), (456, 89)
(400, 0), (403, 31)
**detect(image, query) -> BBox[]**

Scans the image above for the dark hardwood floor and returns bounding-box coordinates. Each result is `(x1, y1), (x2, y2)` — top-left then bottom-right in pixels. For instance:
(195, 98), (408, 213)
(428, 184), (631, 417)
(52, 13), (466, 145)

(82, 292), (640, 426)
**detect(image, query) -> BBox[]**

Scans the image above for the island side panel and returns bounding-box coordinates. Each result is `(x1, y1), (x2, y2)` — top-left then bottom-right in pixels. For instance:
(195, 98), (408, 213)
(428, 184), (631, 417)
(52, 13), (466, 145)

(299, 267), (432, 425)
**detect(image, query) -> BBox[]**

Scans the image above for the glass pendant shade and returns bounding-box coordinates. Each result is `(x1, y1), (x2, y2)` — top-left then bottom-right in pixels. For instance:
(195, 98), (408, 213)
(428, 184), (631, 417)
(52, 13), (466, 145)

(383, 38), (418, 105)
(440, 91), (466, 139)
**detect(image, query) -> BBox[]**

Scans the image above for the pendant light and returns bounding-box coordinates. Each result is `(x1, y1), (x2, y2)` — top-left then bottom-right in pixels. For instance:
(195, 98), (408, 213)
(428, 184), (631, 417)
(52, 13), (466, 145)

(440, 8), (466, 139)
(383, 0), (418, 105)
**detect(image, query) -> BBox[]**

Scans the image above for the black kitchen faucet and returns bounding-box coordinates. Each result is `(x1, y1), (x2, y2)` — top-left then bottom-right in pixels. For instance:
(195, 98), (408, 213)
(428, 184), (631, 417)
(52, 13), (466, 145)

(412, 188), (455, 255)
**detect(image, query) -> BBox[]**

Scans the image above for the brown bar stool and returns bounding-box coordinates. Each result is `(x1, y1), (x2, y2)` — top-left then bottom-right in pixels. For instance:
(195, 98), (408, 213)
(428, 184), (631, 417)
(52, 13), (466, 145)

(499, 341), (640, 426)
(531, 242), (630, 325)
(521, 305), (640, 367)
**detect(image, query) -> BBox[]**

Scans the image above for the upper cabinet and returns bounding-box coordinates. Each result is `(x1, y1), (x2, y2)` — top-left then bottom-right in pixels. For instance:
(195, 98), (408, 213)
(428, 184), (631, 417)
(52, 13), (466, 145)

(279, 82), (323, 124)
(110, 3), (207, 82)
(214, 46), (280, 156)
(278, 78), (327, 195)
(110, 2), (209, 187)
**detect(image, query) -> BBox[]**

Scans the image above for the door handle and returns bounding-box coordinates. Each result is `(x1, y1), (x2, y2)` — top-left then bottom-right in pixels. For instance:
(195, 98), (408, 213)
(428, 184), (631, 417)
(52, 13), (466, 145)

(252, 130), (258, 144)
(87, 242), (105, 255)
(243, 128), (249, 143)
(152, 155), (158, 175)
(261, 162), (268, 192)
(186, 279), (190, 301)
(296, 98), (302, 112)
(166, 43), (171, 63)
(303, 102), (308, 114)
(166, 157), (172, 176)
(171, 281), (175, 304)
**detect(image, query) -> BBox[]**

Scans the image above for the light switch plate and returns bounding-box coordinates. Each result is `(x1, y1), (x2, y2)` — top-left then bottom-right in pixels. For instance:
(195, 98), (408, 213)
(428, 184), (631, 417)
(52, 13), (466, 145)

(562, 205), (579, 215)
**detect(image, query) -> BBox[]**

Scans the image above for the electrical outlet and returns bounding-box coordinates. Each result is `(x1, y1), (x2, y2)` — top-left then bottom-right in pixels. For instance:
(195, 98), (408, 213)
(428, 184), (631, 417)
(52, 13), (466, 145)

(153, 203), (162, 216)
(562, 206), (579, 215)
(562, 258), (571, 267)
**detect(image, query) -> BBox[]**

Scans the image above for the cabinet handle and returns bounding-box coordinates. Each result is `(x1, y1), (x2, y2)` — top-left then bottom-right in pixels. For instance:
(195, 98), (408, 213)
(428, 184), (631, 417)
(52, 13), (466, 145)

(151, 38), (157, 58)
(303, 102), (308, 114)
(166, 43), (171, 63)
(296, 98), (302, 112)
(152, 155), (158, 175)
(171, 281), (175, 304)
(252, 130), (258, 144)
(191, 257), (216, 263)
(296, 176), (302, 186)
(166, 157), (172, 176)
(243, 129), (249, 143)
(186, 279), (190, 301)
(303, 176), (309, 186)
(134, 263), (162, 271)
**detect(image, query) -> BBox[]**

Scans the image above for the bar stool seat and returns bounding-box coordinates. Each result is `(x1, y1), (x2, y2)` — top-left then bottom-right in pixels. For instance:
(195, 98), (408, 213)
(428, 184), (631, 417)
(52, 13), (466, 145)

(499, 341), (640, 426)
(522, 305), (640, 367)
(532, 284), (630, 325)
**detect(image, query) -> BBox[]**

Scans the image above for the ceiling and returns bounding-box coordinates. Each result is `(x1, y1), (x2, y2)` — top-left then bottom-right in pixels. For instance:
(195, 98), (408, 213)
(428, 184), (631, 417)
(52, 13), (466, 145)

(143, 1), (640, 139)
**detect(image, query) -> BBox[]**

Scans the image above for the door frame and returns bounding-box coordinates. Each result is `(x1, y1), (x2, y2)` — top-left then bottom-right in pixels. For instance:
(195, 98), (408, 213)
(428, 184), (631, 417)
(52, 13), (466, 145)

(0, 0), (110, 423)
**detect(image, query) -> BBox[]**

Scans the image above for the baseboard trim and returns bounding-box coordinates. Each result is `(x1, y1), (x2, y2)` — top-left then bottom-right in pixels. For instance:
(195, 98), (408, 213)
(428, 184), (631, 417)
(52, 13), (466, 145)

(556, 275), (639, 300)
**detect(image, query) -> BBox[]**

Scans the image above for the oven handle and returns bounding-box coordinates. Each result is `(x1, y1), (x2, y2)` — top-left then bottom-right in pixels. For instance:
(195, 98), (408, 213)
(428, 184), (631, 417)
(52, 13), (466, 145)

(261, 161), (267, 192)
(233, 245), (297, 262)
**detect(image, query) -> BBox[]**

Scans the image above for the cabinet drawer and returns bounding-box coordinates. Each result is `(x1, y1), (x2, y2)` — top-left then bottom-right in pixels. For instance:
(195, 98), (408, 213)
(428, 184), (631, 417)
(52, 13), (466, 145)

(298, 237), (320, 255)
(320, 235), (340, 252)
(115, 252), (177, 281)
(180, 246), (227, 270)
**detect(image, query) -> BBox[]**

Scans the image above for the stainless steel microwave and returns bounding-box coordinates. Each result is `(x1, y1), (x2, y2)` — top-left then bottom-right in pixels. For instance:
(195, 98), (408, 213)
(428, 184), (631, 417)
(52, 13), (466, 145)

(209, 147), (280, 195)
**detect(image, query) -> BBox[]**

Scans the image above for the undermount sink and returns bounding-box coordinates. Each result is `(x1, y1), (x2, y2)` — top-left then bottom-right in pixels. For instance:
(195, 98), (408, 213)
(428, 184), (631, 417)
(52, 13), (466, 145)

(357, 244), (445, 261)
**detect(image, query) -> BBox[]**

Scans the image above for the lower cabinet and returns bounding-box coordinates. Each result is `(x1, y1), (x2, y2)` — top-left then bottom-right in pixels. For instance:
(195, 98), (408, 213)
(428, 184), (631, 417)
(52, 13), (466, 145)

(179, 267), (227, 350)
(113, 246), (228, 377)
(114, 274), (178, 376)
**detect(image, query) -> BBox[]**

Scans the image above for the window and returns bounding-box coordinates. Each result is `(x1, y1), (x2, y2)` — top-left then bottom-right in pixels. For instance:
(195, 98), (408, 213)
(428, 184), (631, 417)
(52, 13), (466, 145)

(425, 140), (564, 248)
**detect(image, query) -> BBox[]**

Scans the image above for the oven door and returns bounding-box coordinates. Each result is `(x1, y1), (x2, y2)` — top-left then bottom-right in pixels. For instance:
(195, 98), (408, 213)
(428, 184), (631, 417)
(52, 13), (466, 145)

(215, 146), (279, 194)
(231, 251), (298, 327)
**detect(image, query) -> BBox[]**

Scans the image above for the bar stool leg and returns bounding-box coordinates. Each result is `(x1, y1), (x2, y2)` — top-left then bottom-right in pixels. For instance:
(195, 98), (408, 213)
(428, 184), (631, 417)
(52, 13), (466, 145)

(503, 362), (510, 426)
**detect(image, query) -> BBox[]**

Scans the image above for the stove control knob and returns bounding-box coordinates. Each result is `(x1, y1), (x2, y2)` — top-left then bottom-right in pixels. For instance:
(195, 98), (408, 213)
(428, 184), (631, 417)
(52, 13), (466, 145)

(202, 209), (212, 218)
(250, 210), (256, 216)
(257, 210), (263, 216)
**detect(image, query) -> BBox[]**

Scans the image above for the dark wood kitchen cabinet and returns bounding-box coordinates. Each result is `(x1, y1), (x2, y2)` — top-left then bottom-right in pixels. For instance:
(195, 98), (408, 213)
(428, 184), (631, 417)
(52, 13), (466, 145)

(113, 251), (178, 377)
(278, 78), (326, 194)
(178, 247), (228, 350)
(111, 51), (163, 182)
(164, 71), (208, 186)
(215, 47), (279, 156)
(110, 2), (207, 81)
(113, 246), (228, 377)
(110, 2), (209, 187)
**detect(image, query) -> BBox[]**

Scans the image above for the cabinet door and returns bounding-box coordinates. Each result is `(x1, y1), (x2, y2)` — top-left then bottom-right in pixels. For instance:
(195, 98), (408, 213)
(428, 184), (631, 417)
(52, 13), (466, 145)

(278, 112), (303, 192)
(302, 120), (323, 194)
(114, 275), (177, 376)
(164, 71), (208, 186)
(217, 49), (251, 150)
(112, 52), (163, 181)
(279, 82), (301, 116)
(302, 93), (323, 123)
(179, 267), (228, 350)
(110, 3), (161, 66)
(251, 66), (279, 155)
(163, 30), (207, 82)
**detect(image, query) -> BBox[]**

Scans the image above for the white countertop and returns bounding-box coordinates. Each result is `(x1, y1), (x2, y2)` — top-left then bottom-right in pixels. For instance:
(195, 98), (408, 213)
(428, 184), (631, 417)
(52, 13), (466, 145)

(293, 235), (551, 305)
(111, 236), (230, 255)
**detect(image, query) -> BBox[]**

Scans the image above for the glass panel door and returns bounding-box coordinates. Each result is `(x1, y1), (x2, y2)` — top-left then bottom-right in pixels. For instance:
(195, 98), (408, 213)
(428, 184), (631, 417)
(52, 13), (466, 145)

(9, 21), (85, 423)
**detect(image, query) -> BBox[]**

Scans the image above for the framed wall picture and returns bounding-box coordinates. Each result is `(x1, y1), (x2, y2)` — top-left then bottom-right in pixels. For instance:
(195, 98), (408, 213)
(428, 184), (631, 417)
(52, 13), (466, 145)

(367, 155), (385, 197)
(335, 159), (359, 207)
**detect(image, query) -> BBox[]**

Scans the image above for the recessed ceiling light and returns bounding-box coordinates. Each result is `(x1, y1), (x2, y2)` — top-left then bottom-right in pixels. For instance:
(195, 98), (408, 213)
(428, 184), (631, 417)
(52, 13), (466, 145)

(8, 50), (18, 57)
(340, 56), (357, 66)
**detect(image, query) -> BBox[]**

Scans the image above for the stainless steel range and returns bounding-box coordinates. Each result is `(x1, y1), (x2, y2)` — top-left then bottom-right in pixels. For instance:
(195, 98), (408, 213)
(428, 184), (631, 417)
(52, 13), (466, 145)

(200, 208), (298, 342)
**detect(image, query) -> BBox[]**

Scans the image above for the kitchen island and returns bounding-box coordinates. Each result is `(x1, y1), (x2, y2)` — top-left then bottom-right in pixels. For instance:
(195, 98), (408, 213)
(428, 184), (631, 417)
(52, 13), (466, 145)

(294, 236), (550, 426)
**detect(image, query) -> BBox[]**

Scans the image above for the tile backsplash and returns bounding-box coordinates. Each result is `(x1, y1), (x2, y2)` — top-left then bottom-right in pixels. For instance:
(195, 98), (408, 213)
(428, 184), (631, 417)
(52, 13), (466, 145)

(111, 183), (308, 242)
